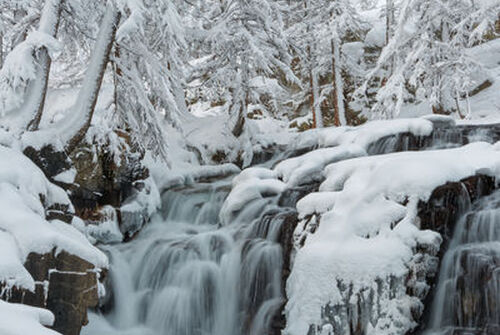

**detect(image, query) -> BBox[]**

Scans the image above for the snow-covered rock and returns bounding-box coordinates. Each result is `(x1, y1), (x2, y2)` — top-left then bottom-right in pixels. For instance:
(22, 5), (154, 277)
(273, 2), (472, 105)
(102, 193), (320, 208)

(0, 145), (108, 335)
(220, 167), (286, 225)
(284, 142), (500, 335)
(0, 146), (107, 292)
(291, 118), (434, 153)
(220, 117), (500, 335)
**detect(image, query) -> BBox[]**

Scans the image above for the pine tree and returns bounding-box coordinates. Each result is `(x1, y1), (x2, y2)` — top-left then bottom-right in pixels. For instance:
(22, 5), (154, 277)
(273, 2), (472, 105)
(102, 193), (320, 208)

(188, 0), (298, 135)
(287, 0), (364, 127)
(0, 0), (64, 133)
(359, 0), (500, 119)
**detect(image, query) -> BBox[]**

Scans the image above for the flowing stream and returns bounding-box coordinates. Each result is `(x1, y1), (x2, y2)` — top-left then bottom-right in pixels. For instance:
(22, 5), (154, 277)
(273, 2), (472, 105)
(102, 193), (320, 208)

(81, 124), (500, 335)
(83, 178), (291, 335)
(423, 190), (500, 335)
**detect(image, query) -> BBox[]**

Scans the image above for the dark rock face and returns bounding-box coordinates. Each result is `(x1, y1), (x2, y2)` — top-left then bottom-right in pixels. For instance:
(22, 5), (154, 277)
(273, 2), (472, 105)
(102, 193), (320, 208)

(270, 210), (299, 335)
(271, 174), (496, 335)
(413, 174), (497, 334)
(24, 131), (150, 235)
(278, 183), (320, 208)
(17, 131), (150, 335)
(418, 174), (496, 254)
(2, 250), (103, 335)
(23, 145), (72, 179)
(69, 140), (148, 219)
(367, 123), (500, 155)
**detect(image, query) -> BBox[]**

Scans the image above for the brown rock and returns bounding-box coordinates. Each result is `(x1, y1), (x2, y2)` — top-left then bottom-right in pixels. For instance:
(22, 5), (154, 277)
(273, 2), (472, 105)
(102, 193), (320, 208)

(3, 250), (103, 335)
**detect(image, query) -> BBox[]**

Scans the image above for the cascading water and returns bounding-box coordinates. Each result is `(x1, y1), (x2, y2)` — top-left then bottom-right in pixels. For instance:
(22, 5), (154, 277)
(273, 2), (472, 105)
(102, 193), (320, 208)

(83, 178), (291, 335)
(423, 189), (500, 335)
(367, 124), (500, 155)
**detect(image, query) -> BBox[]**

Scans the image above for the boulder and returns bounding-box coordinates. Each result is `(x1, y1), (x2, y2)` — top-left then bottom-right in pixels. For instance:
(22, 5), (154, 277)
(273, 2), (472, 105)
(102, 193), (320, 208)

(4, 250), (104, 335)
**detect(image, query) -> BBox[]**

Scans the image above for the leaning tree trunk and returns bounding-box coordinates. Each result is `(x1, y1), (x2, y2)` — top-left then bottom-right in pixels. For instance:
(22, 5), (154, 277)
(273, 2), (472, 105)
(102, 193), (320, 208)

(65, 2), (120, 153)
(26, 0), (64, 131)
(304, 0), (321, 128)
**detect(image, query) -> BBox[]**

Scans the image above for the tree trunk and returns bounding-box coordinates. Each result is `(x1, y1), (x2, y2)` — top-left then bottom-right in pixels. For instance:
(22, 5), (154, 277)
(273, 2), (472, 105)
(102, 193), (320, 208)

(385, 0), (393, 46)
(331, 37), (345, 126)
(26, 0), (64, 131)
(311, 70), (323, 128)
(304, 0), (321, 128)
(309, 69), (316, 128)
(232, 53), (249, 137)
(112, 43), (122, 115)
(0, 32), (3, 69)
(384, 0), (395, 82)
(433, 20), (454, 115)
(331, 39), (340, 127)
(232, 102), (246, 137)
(65, 2), (120, 153)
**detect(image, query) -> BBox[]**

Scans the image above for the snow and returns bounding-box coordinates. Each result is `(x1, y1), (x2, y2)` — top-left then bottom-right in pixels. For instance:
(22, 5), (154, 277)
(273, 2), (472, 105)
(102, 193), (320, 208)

(220, 167), (286, 225)
(292, 118), (433, 151)
(38, 0), (63, 36)
(0, 231), (34, 291)
(73, 207), (123, 244)
(364, 21), (385, 48)
(222, 117), (441, 226)
(274, 146), (366, 186)
(0, 145), (107, 293)
(284, 142), (500, 335)
(0, 300), (60, 335)
(421, 114), (456, 127)
(53, 168), (77, 184)
(23, 3), (120, 151)
(461, 38), (500, 123)
(0, 31), (61, 127)
(396, 38), (500, 123)
(153, 162), (241, 190)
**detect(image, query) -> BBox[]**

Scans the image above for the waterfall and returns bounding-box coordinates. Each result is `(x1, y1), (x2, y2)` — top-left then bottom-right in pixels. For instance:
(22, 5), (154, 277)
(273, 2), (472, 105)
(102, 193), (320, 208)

(83, 178), (292, 335)
(423, 190), (500, 334)
(366, 124), (499, 155)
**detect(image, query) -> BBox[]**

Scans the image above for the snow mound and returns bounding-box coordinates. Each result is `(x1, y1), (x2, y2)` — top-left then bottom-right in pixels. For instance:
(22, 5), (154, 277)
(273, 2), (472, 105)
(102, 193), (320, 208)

(222, 118), (439, 226)
(0, 300), (60, 335)
(155, 163), (241, 190)
(220, 167), (286, 225)
(292, 117), (433, 152)
(0, 145), (107, 292)
(285, 142), (500, 335)
(0, 32), (61, 122)
(275, 145), (366, 187)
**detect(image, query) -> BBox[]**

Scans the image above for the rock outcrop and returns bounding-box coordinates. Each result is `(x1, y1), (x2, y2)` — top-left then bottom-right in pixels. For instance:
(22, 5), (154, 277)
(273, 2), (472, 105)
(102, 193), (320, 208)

(13, 130), (153, 334)
(2, 250), (103, 335)
(413, 174), (497, 333)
